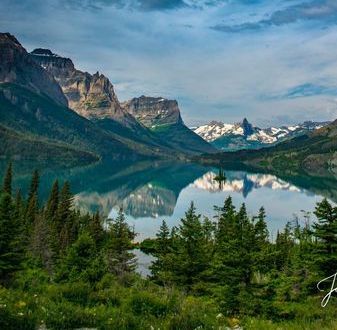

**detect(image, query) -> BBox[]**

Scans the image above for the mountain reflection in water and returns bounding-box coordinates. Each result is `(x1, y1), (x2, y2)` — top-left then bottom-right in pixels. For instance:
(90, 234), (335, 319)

(1, 159), (337, 240)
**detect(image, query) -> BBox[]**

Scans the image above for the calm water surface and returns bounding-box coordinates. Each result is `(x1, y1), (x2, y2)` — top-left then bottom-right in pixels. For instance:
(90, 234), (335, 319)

(2, 159), (337, 273)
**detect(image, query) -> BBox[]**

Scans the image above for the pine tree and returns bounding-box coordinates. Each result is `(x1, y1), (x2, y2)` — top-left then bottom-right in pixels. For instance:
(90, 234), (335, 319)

(0, 193), (21, 282)
(212, 199), (254, 313)
(2, 162), (12, 196)
(58, 181), (75, 252)
(58, 231), (103, 282)
(312, 198), (337, 276)
(237, 203), (255, 285)
(105, 208), (136, 279)
(274, 222), (294, 271)
(28, 169), (39, 204)
(31, 213), (53, 273)
(151, 220), (172, 284)
(89, 211), (104, 246)
(25, 170), (40, 229)
(171, 202), (211, 291)
(46, 180), (59, 221)
(253, 207), (271, 274)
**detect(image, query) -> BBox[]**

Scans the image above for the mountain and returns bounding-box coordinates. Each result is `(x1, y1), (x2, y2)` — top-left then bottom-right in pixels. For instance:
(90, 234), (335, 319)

(30, 48), (212, 156)
(198, 120), (337, 177)
(122, 96), (215, 154)
(29, 48), (161, 142)
(0, 33), (162, 162)
(30, 48), (132, 123)
(0, 34), (67, 106)
(193, 118), (330, 151)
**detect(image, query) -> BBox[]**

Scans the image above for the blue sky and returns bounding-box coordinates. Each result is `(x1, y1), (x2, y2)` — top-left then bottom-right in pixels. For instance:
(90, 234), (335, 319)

(1, 0), (337, 127)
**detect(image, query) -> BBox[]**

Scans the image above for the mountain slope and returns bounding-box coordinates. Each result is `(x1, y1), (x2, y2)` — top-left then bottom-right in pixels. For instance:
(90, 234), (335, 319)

(122, 96), (215, 154)
(0, 83), (136, 160)
(0, 123), (98, 165)
(0, 33), (165, 162)
(0, 34), (67, 106)
(199, 120), (337, 176)
(194, 118), (330, 151)
(30, 49), (164, 143)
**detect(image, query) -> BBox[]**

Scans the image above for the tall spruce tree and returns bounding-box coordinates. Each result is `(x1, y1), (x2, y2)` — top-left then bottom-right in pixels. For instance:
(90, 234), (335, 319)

(151, 220), (172, 284)
(312, 198), (337, 276)
(25, 170), (40, 230)
(58, 181), (75, 252)
(0, 193), (21, 282)
(89, 211), (104, 246)
(172, 202), (211, 291)
(2, 162), (12, 196)
(105, 208), (136, 278)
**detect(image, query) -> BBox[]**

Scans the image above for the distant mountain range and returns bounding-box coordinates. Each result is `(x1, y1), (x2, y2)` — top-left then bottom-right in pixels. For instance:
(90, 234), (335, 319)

(0, 33), (214, 164)
(193, 118), (330, 151)
(198, 119), (337, 177)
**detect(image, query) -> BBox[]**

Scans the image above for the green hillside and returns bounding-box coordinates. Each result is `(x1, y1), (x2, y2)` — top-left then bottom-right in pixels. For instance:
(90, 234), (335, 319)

(0, 124), (98, 165)
(199, 120), (337, 176)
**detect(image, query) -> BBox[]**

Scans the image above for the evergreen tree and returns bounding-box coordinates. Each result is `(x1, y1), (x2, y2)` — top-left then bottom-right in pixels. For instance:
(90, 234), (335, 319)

(28, 169), (39, 204)
(253, 207), (271, 274)
(58, 181), (75, 252)
(2, 162), (12, 196)
(58, 231), (103, 282)
(274, 222), (294, 271)
(25, 170), (40, 229)
(172, 202), (211, 291)
(31, 213), (53, 273)
(0, 193), (21, 282)
(105, 208), (136, 279)
(89, 211), (104, 246)
(312, 198), (337, 276)
(151, 220), (172, 284)
(46, 180), (59, 221)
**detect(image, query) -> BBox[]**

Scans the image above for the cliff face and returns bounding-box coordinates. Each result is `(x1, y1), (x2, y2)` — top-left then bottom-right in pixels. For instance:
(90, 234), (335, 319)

(30, 49), (138, 127)
(122, 96), (183, 128)
(123, 96), (215, 154)
(0, 34), (67, 106)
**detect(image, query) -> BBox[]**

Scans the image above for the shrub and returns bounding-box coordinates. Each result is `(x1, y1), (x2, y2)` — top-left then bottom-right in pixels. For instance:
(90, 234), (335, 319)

(128, 291), (168, 317)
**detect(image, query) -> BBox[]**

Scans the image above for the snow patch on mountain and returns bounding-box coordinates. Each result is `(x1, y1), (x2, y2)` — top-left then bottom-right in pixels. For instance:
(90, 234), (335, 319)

(192, 119), (330, 151)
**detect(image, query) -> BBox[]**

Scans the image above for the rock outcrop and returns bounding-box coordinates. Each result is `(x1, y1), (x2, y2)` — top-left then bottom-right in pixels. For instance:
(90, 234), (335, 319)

(122, 96), (183, 128)
(0, 33), (67, 106)
(123, 96), (215, 154)
(30, 48), (139, 128)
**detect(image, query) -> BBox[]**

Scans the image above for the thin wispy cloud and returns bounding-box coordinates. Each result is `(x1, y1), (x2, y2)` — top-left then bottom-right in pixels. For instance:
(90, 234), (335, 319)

(213, 0), (337, 32)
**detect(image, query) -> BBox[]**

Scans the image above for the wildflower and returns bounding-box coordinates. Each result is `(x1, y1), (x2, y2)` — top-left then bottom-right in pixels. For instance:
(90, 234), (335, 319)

(18, 312), (24, 316)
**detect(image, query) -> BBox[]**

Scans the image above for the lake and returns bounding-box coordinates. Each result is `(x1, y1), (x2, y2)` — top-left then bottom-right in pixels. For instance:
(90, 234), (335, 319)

(2, 159), (337, 274)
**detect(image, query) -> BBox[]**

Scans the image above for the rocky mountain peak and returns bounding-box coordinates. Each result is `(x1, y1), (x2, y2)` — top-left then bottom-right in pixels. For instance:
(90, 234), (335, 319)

(1, 32), (21, 47)
(0, 33), (68, 106)
(122, 96), (183, 128)
(31, 48), (55, 56)
(30, 49), (137, 124)
(30, 48), (75, 73)
(241, 118), (254, 136)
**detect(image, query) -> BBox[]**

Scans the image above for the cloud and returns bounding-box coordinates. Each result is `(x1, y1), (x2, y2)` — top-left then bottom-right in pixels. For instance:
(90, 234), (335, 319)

(62, 0), (186, 11)
(2, 0), (337, 127)
(262, 83), (337, 101)
(213, 0), (337, 32)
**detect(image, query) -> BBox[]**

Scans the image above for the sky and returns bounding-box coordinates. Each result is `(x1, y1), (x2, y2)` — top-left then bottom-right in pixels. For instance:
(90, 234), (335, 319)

(1, 0), (337, 127)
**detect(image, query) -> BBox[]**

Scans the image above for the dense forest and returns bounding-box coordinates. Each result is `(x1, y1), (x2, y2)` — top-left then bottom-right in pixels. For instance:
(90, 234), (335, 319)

(1, 162), (337, 329)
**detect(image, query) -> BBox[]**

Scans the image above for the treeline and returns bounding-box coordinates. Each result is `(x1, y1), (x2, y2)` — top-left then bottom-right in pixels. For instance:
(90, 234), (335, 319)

(149, 198), (337, 316)
(0, 162), (136, 285)
(1, 162), (337, 329)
